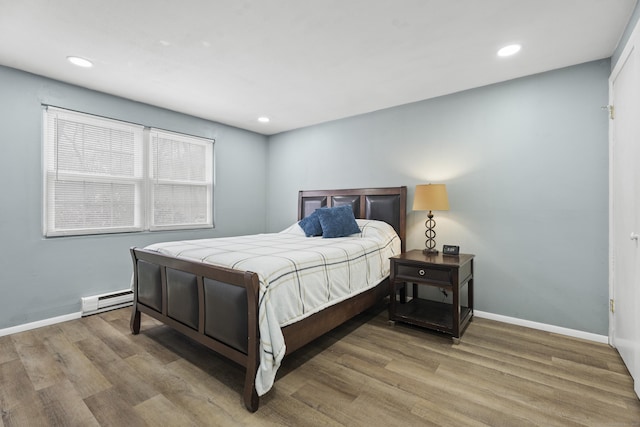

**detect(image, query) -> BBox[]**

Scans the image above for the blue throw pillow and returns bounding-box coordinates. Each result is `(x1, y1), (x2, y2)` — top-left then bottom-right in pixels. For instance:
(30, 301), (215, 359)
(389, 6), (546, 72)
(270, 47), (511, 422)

(298, 210), (323, 236)
(316, 205), (361, 238)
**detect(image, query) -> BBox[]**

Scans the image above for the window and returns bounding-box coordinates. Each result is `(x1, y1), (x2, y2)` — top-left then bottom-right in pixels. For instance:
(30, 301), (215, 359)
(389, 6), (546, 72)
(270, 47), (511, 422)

(43, 107), (214, 237)
(149, 129), (213, 231)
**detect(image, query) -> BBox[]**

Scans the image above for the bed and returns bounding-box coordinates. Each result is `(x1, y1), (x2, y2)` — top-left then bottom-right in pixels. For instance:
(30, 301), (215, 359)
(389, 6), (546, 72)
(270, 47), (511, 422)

(129, 186), (406, 411)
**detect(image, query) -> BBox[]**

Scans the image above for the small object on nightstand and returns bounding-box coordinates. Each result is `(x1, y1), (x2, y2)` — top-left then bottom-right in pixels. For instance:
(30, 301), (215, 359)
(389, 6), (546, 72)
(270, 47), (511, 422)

(442, 245), (460, 256)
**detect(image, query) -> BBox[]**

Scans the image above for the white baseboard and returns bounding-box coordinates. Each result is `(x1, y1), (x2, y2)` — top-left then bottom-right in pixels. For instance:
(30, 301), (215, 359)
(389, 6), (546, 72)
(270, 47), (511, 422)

(0, 308), (610, 345)
(0, 312), (82, 338)
(474, 310), (609, 344)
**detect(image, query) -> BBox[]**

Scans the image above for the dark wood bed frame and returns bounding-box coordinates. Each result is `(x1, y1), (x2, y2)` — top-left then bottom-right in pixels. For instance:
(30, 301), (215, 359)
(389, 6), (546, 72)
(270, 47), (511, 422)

(129, 186), (406, 412)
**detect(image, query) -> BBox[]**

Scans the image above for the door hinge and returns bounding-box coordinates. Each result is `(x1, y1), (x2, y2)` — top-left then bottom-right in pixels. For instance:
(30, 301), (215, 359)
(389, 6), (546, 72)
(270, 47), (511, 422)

(610, 298), (615, 313)
(602, 104), (615, 119)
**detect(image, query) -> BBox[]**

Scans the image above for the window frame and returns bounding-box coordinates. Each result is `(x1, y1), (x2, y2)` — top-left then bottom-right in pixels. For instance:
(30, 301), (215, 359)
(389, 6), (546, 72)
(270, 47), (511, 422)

(42, 106), (215, 237)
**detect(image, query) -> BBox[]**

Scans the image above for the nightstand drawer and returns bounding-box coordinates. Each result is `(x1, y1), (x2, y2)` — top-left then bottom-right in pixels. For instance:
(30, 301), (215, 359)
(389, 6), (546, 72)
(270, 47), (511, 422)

(396, 264), (451, 284)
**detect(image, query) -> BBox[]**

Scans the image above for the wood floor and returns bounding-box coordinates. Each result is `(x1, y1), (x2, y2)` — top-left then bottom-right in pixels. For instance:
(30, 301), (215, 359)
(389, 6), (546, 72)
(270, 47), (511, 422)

(1, 303), (639, 427)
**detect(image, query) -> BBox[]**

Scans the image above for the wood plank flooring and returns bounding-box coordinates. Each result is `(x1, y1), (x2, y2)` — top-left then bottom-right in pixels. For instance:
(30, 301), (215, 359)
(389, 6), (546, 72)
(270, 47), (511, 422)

(1, 303), (639, 426)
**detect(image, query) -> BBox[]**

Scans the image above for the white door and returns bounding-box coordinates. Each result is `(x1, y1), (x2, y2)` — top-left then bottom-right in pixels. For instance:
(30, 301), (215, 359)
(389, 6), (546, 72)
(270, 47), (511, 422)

(610, 23), (640, 399)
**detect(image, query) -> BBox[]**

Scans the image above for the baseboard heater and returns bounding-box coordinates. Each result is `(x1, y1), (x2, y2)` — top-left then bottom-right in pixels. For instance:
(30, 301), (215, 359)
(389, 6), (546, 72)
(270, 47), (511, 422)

(81, 289), (134, 316)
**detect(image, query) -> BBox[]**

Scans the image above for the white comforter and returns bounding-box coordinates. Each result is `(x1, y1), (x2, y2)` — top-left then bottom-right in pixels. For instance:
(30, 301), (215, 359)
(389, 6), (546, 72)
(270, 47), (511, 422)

(144, 219), (401, 395)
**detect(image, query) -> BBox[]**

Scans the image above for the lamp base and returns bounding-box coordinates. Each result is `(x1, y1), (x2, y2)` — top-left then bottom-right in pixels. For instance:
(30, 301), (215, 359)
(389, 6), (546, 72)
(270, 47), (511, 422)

(423, 211), (439, 256)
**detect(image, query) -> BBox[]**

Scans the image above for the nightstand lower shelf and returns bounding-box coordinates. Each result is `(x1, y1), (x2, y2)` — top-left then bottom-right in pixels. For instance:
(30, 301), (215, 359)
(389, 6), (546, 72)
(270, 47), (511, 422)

(391, 298), (472, 335)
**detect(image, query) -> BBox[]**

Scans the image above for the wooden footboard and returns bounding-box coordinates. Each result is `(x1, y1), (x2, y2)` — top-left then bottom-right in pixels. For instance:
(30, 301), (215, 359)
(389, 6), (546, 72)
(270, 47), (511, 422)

(129, 247), (261, 411)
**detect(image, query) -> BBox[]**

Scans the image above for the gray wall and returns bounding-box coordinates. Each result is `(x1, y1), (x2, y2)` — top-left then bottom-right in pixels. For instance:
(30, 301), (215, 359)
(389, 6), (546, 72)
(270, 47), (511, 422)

(0, 65), (268, 329)
(1, 59), (612, 336)
(267, 60), (611, 335)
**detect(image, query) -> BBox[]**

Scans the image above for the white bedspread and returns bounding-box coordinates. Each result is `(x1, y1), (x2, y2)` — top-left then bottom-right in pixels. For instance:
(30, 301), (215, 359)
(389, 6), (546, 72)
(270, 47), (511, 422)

(144, 219), (401, 396)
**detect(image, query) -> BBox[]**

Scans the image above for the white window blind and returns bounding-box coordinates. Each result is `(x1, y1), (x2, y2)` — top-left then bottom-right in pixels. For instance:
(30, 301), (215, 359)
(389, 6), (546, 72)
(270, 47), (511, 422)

(42, 107), (214, 237)
(149, 129), (213, 230)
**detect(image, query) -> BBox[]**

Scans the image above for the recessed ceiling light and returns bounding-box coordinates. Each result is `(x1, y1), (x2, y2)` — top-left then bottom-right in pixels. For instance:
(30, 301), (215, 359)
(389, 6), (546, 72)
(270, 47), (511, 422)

(258, 117), (270, 123)
(67, 56), (93, 68)
(497, 44), (521, 57)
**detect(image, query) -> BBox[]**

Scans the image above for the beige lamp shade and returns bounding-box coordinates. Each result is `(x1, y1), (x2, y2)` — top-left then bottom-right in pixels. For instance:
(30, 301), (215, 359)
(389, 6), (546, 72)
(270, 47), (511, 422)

(413, 184), (449, 211)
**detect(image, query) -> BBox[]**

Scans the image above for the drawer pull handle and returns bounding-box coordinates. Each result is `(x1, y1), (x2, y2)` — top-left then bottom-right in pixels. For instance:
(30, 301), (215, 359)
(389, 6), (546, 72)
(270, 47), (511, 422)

(418, 269), (425, 276)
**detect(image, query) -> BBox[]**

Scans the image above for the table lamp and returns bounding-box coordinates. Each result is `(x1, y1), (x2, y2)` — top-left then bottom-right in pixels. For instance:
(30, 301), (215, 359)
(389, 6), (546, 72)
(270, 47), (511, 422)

(413, 184), (449, 254)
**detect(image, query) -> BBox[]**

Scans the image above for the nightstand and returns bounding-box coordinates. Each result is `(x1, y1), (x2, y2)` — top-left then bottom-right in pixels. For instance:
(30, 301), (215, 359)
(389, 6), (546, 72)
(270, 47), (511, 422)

(389, 250), (474, 342)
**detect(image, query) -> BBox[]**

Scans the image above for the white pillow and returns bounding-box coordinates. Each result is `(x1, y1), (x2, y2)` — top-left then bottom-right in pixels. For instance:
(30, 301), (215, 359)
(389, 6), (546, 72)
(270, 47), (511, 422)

(356, 219), (399, 241)
(278, 222), (307, 236)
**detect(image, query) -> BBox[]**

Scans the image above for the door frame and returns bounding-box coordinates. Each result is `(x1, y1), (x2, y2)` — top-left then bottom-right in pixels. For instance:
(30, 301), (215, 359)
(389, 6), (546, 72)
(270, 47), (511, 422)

(609, 17), (640, 344)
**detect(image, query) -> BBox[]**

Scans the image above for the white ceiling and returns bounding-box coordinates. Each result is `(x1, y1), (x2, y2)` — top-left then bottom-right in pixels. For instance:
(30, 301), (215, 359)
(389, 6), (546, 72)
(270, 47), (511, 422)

(0, 0), (636, 135)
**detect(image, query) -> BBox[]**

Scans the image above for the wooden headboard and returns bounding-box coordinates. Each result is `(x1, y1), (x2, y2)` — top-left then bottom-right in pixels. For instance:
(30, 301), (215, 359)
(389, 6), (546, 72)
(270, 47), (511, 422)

(298, 186), (407, 252)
